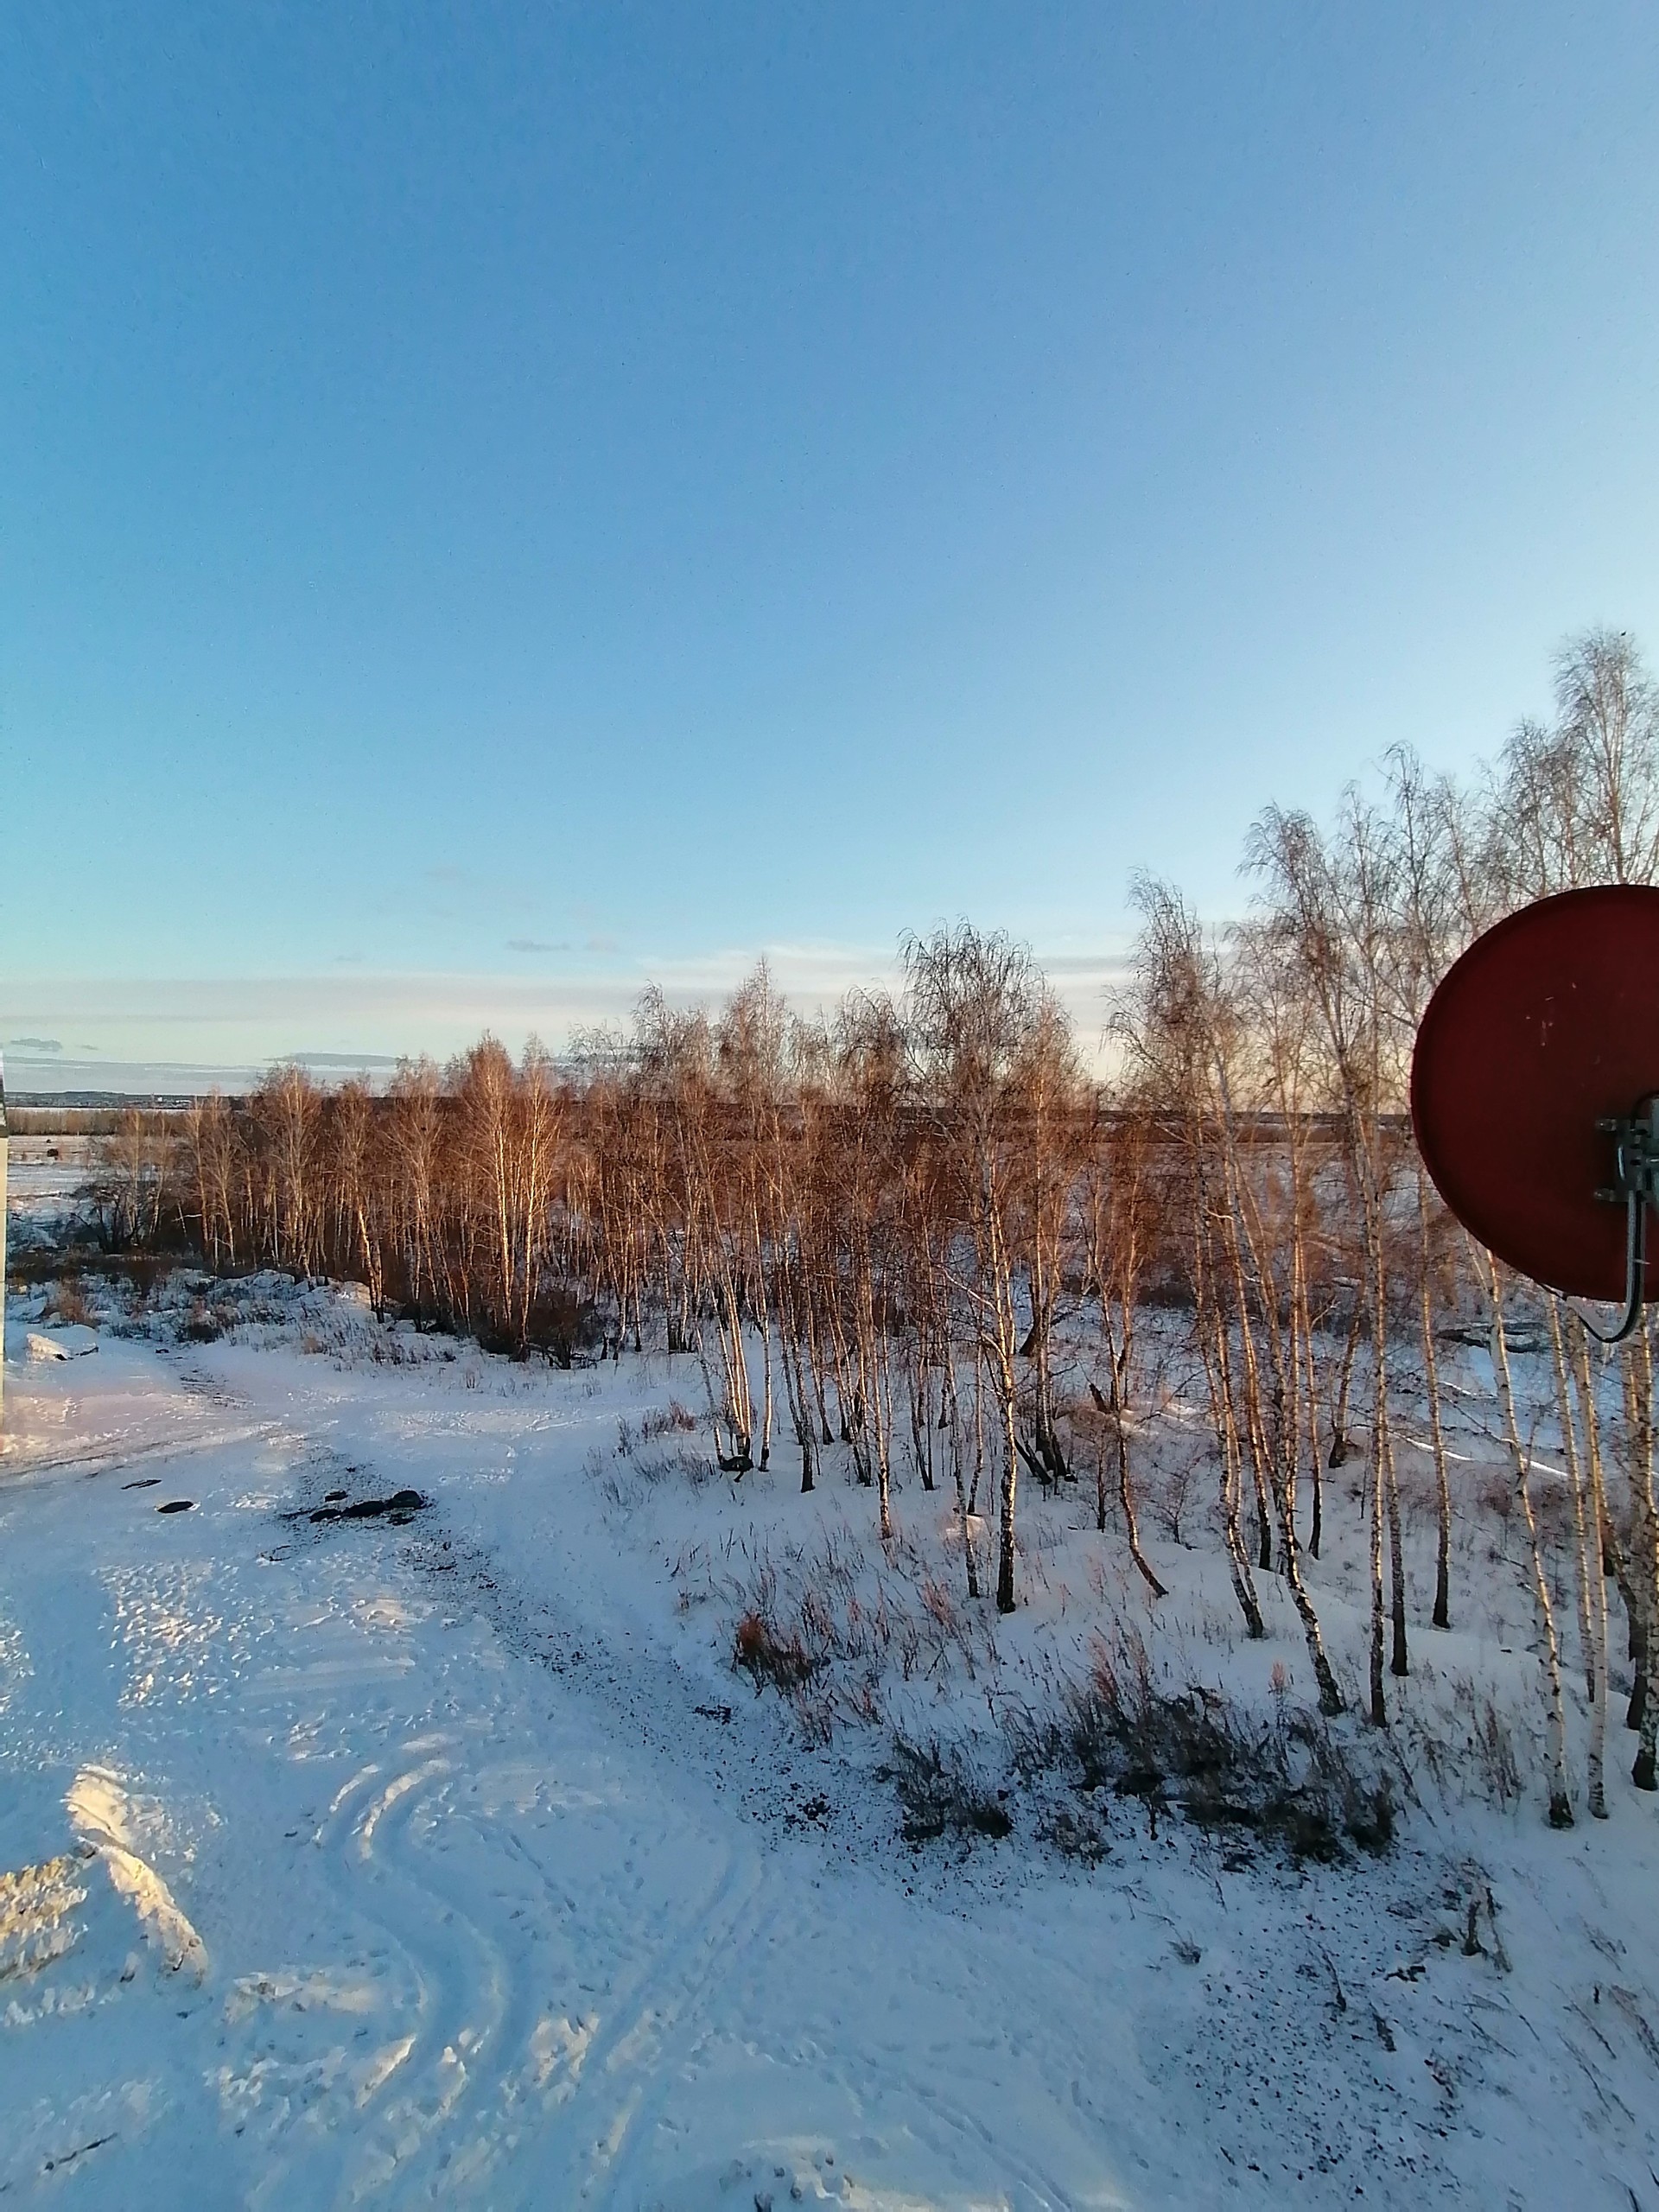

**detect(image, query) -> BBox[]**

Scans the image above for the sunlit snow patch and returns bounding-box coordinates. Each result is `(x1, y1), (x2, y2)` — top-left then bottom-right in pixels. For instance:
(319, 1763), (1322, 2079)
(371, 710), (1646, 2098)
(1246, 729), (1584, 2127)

(20, 1326), (98, 1362)
(0, 1856), (89, 1986)
(67, 1767), (208, 1980)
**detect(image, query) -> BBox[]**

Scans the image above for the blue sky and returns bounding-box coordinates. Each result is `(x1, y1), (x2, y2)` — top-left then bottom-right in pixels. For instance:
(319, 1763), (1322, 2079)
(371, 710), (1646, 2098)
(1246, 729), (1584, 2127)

(3, 4), (1658, 1086)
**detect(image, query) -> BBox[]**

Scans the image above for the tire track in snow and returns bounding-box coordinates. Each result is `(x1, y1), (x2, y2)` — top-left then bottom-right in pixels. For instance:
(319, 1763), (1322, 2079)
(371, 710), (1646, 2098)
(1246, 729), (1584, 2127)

(295, 1703), (782, 2204)
(416, 1522), (1097, 2209)
(58, 1357), (558, 2203)
(553, 1842), (774, 2202)
(311, 1738), (531, 2202)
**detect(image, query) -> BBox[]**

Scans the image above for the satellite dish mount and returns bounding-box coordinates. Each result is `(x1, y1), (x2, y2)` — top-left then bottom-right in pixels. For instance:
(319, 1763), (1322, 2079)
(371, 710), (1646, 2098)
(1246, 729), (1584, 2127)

(1590, 1097), (1659, 1344)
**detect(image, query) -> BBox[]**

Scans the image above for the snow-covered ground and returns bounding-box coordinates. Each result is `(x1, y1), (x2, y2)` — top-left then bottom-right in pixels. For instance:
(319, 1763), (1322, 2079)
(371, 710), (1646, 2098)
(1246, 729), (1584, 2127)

(3, 1224), (1659, 2203)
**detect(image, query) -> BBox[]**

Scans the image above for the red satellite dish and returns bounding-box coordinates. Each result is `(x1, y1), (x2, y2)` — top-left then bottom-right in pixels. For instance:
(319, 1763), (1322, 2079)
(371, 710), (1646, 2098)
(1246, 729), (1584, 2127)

(1411, 885), (1659, 1304)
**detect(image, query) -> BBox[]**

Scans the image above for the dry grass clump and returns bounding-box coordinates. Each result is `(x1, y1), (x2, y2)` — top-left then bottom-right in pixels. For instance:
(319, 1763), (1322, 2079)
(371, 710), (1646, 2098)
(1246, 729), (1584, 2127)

(616, 1402), (709, 1482)
(642, 1399), (697, 1441)
(41, 1275), (95, 1327)
(885, 1735), (1012, 1844)
(733, 1611), (816, 1694)
(1006, 1630), (1394, 1864)
(178, 1297), (226, 1344)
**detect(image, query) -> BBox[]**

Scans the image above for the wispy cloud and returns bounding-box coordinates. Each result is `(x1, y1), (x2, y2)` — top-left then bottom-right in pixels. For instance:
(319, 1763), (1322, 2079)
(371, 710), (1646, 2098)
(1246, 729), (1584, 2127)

(292, 1052), (406, 1069)
(0, 938), (1134, 1089)
(506, 938), (572, 955)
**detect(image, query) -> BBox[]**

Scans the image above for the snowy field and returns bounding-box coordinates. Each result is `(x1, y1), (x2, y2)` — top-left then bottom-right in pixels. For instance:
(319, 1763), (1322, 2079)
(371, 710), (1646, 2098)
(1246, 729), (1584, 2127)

(3, 1195), (1659, 2205)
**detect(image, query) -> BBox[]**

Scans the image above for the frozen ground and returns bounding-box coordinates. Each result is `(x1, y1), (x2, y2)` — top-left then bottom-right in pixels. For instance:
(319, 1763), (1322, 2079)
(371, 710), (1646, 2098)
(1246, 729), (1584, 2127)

(3, 1249), (1659, 2202)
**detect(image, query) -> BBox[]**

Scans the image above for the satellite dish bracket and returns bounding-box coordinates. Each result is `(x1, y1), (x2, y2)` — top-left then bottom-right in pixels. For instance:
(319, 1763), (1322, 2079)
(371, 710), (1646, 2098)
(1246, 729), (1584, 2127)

(1579, 1096), (1659, 1345)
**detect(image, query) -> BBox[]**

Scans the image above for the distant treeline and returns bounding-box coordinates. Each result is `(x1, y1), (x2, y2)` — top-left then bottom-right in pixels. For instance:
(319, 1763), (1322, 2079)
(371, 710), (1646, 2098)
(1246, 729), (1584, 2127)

(6, 1106), (195, 1137)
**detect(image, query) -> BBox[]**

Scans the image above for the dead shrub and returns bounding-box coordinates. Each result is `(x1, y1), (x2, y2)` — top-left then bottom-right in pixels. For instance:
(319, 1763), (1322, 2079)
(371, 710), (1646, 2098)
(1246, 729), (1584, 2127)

(636, 1444), (715, 1486)
(794, 1694), (837, 1749)
(1470, 1700), (1521, 1809)
(1421, 1677), (1522, 1810)
(1157, 1448), (1204, 1547)
(640, 1399), (697, 1441)
(734, 1611), (816, 1694)
(886, 1734), (1012, 1845)
(1005, 1631), (1393, 1864)
(123, 1253), (180, 1307)
(1039, 1802), (1111, 1865)
(520, 1286), (602, 1369)
(1477, 1469), (1515, 1534)
(178, 1297), (226, 1344)
(43, 1276), (94, 1327)
(919, 1577), (956, 1632)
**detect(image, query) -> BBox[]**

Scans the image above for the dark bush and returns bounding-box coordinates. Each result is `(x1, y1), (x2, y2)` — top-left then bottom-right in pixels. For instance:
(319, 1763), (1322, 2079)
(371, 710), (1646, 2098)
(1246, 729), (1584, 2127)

(1005, 1632), (1393, 1865)
(523, 1286), (603, 1368)
(178, 1298), (225, 1344)
(886, 1735), (1012, 1845)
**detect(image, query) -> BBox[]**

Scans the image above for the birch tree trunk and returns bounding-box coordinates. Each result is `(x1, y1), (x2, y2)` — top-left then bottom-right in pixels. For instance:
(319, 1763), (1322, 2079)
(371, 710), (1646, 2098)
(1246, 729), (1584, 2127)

(1418, 1169), (1453, 1630)
(1627, 1324), (1659, 1791)
(1484, 1255), (1573, 1825)
(1569, 1319), (1612, 1816)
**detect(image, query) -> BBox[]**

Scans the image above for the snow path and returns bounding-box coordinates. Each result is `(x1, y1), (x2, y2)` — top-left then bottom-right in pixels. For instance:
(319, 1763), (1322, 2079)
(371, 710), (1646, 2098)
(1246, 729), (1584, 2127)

(2, 1322), (1657, 2207)
(0, 1338), (1156, 2209)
